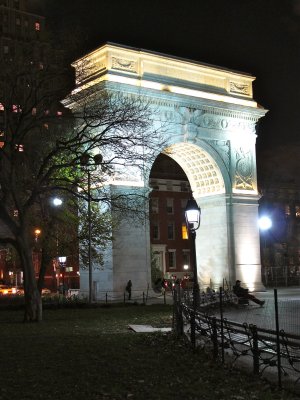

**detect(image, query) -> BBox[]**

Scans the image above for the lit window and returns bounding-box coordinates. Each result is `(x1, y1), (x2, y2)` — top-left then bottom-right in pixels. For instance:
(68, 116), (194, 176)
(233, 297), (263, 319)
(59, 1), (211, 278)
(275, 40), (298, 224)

(166, 198), (174, 214)
(13, 210), (18, 217)
(15, 144), (24, 152)
(285, 205), (290, 216)
(43, 123), (49, 130)
(167, 222), (175, 240)
(296, 206), (300, 218)
(32, 108), (37, 115)
(35, 22), (40, 31)
(12, 104), (21, 113)
(182, 250), (190, 268)
(182, 224), (188, 239)
(57, 111), (63, 116)
(168, 250), (176, 269)
(0, 103), (4, 111)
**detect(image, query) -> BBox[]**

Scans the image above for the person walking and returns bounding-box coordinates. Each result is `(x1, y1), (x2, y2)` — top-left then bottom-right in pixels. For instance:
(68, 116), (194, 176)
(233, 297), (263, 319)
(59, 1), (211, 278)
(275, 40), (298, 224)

(233, 280), (265, 306)
(126, 280), (132, 300)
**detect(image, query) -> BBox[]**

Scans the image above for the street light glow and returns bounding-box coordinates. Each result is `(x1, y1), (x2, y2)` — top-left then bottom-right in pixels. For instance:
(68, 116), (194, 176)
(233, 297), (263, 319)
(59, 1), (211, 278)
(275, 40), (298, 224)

(258, 216), (272, 231)
(185, 198), (201, 231)
(52, 197), (63, 206)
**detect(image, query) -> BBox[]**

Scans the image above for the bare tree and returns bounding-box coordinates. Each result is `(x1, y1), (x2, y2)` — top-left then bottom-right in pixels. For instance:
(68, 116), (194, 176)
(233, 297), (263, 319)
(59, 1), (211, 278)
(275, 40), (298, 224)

(0, 57), (165, 321)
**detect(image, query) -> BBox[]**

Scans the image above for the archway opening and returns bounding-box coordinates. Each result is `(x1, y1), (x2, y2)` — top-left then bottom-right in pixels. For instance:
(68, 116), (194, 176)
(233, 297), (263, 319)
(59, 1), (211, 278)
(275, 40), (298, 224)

(148, 142), (227, 292)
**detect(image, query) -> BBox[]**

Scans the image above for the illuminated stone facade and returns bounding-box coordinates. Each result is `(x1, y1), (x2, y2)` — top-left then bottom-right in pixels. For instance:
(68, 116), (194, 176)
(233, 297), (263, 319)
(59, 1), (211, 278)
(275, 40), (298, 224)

(66, 43), (267, 298)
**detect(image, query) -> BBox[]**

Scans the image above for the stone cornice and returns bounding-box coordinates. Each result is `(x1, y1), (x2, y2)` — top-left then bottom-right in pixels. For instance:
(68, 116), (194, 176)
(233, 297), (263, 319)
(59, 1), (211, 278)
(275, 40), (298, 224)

(70, 43), (269, 114)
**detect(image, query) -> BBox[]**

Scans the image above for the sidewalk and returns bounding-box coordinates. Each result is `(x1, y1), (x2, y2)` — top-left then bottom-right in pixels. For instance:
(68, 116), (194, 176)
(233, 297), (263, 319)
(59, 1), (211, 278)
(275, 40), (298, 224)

(215, 287), (300, 335)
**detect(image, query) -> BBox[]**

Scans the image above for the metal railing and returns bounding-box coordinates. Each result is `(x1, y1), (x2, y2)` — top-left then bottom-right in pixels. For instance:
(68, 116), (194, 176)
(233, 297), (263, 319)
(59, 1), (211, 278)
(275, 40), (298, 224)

(173, 288), (300, 392)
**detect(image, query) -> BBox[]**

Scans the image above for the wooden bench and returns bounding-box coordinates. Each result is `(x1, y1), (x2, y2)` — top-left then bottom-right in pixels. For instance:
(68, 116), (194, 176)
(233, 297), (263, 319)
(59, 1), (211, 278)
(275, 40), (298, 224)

(237, 297), (249, 306)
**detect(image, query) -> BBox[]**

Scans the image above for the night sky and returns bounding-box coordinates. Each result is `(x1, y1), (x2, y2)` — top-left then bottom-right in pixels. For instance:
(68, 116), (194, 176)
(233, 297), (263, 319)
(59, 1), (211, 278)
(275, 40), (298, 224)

(38, 0), (300, 155)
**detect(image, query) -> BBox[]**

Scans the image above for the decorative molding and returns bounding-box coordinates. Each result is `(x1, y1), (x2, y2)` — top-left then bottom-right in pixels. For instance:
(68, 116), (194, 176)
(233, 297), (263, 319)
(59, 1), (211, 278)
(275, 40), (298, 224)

(120, 92), (263, 126)
(229, 81), (250, 96)
(170, 105), (257, 133)
(111, 57), (137, 73)
(209, 140), (231, 172)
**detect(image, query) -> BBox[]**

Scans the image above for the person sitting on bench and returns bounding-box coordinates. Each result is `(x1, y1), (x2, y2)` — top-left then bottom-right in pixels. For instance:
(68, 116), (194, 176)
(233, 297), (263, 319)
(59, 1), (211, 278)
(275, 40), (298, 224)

(233, 280), (265, 306)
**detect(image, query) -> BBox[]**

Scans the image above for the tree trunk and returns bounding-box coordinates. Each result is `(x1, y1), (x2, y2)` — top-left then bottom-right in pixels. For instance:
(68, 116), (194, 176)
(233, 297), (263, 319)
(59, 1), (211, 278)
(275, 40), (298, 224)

(24, 286), (42, 322)
(17, 236), (43, 322)
(37, 249), (52, 293)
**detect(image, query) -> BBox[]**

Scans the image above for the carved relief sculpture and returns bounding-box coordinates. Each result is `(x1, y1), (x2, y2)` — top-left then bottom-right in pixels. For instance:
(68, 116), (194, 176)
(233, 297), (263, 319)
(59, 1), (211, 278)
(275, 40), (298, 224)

(235, 147), (254, 190)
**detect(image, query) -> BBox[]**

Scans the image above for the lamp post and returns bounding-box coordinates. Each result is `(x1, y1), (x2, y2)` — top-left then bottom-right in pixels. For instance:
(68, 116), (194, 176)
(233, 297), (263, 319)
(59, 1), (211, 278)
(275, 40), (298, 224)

(258, 216), (272, 286)
(80, 152), (102, 304)
(58, 256), (67, 295)
(185, 196), (201, 348)
(52, 197), (63, 292)
(34, 228), (41, 242)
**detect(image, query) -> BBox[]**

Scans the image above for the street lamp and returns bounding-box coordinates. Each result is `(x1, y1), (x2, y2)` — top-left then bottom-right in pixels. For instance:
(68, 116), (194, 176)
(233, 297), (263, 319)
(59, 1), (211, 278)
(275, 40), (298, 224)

(258, 216), (272, 231)
(185, 197), (201, 306)
(34, 228), (41, 242)
(80, 152), (102, 304)
(258, 216), (272, 286)
(58, 256), (67, 295)
(52, 197), (63, 207)
(185, 196), (201, 348)
(51, 197), (63, 292)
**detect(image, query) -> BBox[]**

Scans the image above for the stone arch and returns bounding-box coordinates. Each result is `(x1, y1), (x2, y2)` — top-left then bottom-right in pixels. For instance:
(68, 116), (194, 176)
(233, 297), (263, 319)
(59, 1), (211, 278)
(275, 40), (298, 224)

(66, 43), (267, 298)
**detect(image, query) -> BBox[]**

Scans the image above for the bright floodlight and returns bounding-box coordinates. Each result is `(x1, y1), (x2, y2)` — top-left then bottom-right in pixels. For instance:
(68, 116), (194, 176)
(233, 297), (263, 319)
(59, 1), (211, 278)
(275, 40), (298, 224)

(52, 197), (63, 206)
(258, 216), (272, 231)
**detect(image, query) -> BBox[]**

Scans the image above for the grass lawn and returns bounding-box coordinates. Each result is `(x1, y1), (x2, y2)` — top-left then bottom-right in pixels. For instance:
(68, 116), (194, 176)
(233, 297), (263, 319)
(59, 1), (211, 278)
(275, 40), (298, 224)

(0, 304), (297, 400)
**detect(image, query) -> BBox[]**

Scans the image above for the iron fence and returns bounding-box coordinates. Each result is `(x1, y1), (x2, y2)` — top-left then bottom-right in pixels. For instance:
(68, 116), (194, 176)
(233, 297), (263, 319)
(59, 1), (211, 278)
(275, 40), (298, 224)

(173, 287), (300, 393)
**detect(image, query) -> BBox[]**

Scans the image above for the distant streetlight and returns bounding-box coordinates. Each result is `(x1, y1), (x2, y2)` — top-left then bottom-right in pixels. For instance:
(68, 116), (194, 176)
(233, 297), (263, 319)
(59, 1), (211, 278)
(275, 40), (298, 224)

(185, 196), (201, 348)
(258, 216), (272, 231)
(52, 197), (63, 207)
(80, 152), (103, 304)
(34, 228), (41, 242)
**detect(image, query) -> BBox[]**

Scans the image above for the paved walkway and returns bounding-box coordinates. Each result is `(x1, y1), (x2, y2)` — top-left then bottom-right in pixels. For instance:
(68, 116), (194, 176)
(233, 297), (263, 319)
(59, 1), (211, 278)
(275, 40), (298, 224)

(147, 287), (300, 335)
(212, 287), (300, 335)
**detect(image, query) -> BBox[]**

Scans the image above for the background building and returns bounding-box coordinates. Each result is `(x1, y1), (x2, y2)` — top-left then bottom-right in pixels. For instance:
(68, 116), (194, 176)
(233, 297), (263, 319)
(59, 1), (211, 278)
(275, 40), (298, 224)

(0, 0), (46, 63)
(0, 0), (79, 292)
(258, 144), (300, 287)
(149, 154), (191, 284)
